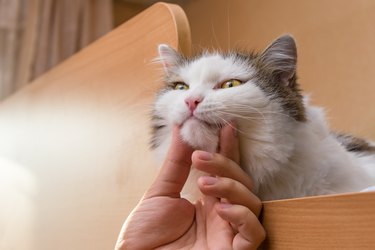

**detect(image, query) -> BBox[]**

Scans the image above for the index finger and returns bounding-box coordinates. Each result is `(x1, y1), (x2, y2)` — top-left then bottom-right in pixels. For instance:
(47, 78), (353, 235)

(193, 122), (254, 191)
(145, 126), (194, 199)
(219, 122), (240, 164)
(193, 151), (254, 192)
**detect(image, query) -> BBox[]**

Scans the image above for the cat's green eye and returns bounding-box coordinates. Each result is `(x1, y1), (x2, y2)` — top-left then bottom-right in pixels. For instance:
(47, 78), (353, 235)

(174, 82), (189, 90)
(220, 79), (242, 89)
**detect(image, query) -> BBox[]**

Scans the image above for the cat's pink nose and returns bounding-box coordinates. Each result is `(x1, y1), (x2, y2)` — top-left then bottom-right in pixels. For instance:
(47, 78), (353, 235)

(185, 97), (202, 113)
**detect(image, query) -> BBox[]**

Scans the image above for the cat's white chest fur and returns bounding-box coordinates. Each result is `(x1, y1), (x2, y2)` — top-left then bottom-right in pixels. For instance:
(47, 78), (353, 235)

(240, 104), (374, 200)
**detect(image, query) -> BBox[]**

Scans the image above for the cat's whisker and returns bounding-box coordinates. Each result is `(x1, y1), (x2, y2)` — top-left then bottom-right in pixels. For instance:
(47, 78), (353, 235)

(201, 101), (271, 119)
(226, 0), (231, 49)
(210, 103), (271, 119)
(214, 114), (273, 144)
(201, 102), (269, 116)
(205, 99), (270, 108)
(227, 106), (267, 122)
(215, 110), (270, 123)
(210, 20), (222, 51)
(215, 111), (275, 132)
(201, 107), (269, 119)
(222, 104), (297, 122)
(213, 113), (260, 136)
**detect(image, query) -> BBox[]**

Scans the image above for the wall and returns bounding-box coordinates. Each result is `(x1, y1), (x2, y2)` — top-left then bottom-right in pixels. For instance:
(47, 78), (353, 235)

(113, 0), (186, 27)
(181, 0), (375, 139)
(113, 0), (145, 27)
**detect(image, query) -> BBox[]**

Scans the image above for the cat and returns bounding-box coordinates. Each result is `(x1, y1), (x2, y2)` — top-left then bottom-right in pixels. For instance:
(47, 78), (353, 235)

(150, 35), (375, 201)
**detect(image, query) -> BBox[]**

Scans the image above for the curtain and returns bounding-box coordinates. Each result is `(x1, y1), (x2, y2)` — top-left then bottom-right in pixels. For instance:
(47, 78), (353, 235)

(0, 0), (113, 100)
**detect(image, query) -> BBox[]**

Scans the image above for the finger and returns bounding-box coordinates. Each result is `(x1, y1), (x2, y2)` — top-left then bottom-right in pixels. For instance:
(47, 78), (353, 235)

(145, 126), (194, 198)
(192, 150), (254, 191)
(219, 122), (240, 164)
(198, 176), (262, 217)
(216, 203), (266, 250)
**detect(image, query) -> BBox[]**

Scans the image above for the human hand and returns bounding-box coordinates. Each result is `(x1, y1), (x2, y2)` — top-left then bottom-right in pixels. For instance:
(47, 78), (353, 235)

(115, 124), (265, 249)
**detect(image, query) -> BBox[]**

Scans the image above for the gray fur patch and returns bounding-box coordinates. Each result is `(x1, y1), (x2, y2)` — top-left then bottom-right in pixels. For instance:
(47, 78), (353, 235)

(228, 51), (306, 121)
(253, 63), (306, 122)
(150, 112), (166, 149)
(333, 132), (375, 154)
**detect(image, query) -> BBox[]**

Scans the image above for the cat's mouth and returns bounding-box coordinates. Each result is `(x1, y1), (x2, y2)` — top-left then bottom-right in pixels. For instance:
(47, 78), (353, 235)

(182, 116), (218, 129)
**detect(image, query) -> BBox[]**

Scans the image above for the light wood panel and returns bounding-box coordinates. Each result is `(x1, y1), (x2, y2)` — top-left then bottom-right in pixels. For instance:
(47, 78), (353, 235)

(0, 3), (190, 250)
(262, 191), (375, 249)
(182, 0), (375, 140)
(181, 1), (375, 247)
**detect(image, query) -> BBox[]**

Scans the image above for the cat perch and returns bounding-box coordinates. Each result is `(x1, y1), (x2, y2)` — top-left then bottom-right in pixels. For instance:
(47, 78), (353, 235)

(0, 3), (373, 249)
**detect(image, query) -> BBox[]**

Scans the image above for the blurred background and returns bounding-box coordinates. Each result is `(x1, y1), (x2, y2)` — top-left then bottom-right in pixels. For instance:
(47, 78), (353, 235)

(1, 0), (375, 137)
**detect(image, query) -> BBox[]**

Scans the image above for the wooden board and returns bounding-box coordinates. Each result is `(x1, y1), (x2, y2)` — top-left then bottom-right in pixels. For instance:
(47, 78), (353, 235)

(262, 191), (375, 249)
(0, 3), (190, 250)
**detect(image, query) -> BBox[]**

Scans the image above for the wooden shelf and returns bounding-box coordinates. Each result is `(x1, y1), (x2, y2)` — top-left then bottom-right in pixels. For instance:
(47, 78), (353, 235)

(262, 191), (375, 249)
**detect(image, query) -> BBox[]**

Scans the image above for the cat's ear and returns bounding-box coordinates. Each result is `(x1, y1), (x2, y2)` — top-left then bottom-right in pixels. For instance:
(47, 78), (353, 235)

(259, 35), (297, 86)
(158, 44), (181, 75)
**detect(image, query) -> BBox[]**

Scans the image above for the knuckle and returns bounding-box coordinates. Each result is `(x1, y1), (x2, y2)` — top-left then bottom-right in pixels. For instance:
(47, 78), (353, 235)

(166, 158), (191, 168)
(217, 156), (237, 174)
(218, 178), (236, 196)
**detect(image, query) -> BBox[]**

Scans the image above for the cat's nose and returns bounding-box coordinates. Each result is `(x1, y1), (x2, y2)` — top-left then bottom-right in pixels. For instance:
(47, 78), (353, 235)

(185, 97), (202, 113)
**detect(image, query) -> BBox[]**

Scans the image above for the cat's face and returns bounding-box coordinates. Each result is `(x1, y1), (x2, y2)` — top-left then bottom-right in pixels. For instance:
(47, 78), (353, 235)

(152, 35), (305, 152)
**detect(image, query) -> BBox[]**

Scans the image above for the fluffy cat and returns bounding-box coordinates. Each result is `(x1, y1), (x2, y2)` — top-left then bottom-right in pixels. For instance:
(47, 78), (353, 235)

(151, 35), (375, 201)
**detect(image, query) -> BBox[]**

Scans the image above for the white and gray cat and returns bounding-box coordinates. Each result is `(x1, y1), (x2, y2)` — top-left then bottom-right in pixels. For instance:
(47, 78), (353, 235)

(151, 35), (375, 201)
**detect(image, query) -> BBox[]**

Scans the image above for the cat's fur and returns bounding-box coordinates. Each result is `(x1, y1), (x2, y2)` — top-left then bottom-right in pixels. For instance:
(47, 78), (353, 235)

(151, 35), (375, 201)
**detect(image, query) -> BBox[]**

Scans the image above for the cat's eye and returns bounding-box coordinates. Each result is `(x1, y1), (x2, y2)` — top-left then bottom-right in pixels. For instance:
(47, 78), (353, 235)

(220, 79), (242, 89)
(173, 82), (189, 90)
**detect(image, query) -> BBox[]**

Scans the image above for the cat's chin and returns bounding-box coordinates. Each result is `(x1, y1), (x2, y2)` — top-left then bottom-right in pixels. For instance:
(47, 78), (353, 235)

(180, 118), (219, 152)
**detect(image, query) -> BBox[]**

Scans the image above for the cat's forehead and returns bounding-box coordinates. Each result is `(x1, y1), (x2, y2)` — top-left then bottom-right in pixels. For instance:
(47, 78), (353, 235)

(179, 53), (254, 85)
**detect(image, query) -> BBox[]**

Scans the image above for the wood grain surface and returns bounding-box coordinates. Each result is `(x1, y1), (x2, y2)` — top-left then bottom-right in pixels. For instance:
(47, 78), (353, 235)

(182, 0), (375, 140)
(0, 3), (190, 250)
(262, 191), (375, 249)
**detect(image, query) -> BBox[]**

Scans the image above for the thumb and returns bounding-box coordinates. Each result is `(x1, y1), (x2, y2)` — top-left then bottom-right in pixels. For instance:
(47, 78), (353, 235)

(145, 126), (194, 198)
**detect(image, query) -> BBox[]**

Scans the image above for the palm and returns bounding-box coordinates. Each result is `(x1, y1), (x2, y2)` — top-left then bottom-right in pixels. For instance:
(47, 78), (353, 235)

(190, 196), (235, 249)
(116, 125), (264, 250)
(130, 196), (235, 249)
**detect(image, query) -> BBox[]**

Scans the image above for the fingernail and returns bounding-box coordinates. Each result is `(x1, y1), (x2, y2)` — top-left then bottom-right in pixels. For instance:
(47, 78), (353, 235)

(201, 176), (217, 185)
(196, 151), (213, 161)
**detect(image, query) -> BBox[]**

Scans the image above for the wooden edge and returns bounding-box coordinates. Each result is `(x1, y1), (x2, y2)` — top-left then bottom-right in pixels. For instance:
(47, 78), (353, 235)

(262, 189), (375, 205)
(159, 2), (192, 56)
(122, 2), (191, 56)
